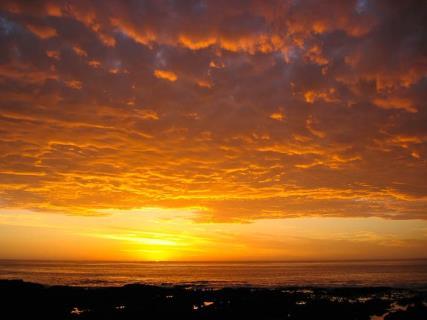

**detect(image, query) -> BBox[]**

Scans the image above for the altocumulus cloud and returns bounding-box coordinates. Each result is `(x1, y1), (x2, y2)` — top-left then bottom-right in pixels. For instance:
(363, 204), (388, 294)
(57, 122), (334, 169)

(0, 0), (426, 221)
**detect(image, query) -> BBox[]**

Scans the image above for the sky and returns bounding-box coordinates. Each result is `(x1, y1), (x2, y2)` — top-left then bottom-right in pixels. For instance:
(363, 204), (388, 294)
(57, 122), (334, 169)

(0, 0), (426, 261)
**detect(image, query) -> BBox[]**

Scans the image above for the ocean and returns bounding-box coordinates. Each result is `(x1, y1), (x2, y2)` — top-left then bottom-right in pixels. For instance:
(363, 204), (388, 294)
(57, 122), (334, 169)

(1, 259), (426, 289)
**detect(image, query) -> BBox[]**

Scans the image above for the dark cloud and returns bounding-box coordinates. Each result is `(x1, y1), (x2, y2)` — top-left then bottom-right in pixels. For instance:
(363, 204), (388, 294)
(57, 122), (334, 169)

(0, 0), (426, 221)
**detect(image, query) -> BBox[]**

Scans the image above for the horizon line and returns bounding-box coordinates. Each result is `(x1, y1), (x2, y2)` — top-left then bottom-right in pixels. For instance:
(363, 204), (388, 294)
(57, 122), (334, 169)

(1, 257), (426, 264)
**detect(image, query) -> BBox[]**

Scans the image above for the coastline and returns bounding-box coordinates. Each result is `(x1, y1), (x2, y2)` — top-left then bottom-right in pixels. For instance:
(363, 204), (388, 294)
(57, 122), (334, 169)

(1, 279), (426, 319)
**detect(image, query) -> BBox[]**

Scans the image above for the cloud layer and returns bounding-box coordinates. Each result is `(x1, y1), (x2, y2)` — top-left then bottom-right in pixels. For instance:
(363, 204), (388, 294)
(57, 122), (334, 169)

(0, 0), (426, 221)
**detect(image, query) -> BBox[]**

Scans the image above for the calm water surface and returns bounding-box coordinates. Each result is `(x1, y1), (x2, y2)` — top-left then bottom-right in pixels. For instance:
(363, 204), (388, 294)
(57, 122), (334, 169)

(1, 260), (426, 289)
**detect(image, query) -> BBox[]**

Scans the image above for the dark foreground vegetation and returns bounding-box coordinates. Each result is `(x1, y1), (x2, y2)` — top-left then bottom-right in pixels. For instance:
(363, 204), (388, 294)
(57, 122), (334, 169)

(0, 280), (426, 319)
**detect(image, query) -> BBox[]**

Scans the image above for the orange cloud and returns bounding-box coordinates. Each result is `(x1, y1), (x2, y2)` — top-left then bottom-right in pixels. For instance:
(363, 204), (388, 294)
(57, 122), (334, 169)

(88, 60), (101, 68)
(196, 79), (212, 88)
(154, 69), (178, 82)
(0, 0), (426, 225)
(178, 35), (216, 50)
(304, 91), (316, 104)
(65, 80), (82, 89)
(304, 89), (338, 104)
(135, 109), (159, 120)
(72, 46), (87, 57)
(26, 23), (57, 39)
(372, 97), (417, 113)
(46, 50), (60, 60)
(269, 111), (285, 121)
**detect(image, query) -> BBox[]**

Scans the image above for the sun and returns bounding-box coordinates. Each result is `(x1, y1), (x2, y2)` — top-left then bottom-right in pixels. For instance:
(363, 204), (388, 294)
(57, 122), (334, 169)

(134, 248), (177, 262)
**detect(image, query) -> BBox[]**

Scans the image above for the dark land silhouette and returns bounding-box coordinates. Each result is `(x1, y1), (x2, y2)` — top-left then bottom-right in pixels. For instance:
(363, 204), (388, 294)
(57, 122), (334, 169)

(0, 280), (426, 319)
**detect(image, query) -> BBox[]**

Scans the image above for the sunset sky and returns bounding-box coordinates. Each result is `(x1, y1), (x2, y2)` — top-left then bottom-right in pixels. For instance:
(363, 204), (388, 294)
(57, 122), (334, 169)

(0, 0), (426, 261)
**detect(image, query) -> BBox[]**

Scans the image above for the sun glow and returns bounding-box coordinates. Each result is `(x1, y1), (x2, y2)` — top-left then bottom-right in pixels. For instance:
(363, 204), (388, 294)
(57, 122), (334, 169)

(1, 208), (427, 261)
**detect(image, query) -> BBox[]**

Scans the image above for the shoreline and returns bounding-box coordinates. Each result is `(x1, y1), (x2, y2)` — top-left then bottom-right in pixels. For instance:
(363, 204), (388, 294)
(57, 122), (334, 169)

(1, 279), (426, 319)
(2, 277), (427, 291)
